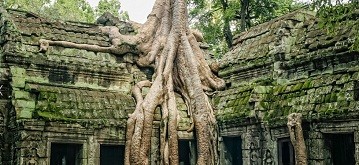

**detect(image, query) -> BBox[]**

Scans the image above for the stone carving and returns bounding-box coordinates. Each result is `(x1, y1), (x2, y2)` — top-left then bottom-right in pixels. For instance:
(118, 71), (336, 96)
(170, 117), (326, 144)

(28, 148), (37, 165)
(249, 142), (259, 165)
(264, 149), (273, 165)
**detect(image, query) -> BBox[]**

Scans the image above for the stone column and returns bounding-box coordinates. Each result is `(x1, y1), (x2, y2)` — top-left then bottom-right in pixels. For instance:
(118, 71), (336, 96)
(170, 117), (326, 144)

(354, 131), (359, 164)
(150, 123), (160, 165)
(308, 131), (326, 165)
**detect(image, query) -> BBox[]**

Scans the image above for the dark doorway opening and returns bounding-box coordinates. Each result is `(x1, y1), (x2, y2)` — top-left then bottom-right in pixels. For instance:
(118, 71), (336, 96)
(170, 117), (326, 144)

(100, 144), (125, 165)
(179, 140), (197, 165)
(223, 136), (243, 165)
(324, 133), (355, 165)
(278, 138), (295, 165)
(50, 143), (82, 165)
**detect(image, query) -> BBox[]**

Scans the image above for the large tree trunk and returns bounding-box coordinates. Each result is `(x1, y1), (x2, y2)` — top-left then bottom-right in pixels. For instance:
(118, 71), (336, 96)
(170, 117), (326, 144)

(38, 0), (225, 164)
(124, 0), (225, 164)
(287, 113), (308, 165)
(240, 0), (249, 32)
(219, 0), (233, 48)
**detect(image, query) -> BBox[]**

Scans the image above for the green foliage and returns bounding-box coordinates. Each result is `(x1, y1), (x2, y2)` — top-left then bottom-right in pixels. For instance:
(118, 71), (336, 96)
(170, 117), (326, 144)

(47, 0), (95, 22)
(189, 0), (304, 58)
(4, 0), (51, 14)
(4, 0), (129, 22)
(315, 1), (359, 50)
(95, 0), (129, 21)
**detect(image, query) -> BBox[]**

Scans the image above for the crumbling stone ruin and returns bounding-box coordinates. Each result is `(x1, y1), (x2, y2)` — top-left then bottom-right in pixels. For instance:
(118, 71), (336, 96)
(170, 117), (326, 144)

(0, 6), (358, 165)
(216, 9), (359, 165)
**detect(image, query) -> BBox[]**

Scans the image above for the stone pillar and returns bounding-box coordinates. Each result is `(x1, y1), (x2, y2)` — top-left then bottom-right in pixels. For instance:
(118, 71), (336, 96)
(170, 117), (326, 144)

(354, 131), (359, 165)
(86, 136), (96, 165)
(189, 141), (197, 165)
(218, 137), (226, 165)
(150, 122), (160, 165)
(308, 131), (326, 165)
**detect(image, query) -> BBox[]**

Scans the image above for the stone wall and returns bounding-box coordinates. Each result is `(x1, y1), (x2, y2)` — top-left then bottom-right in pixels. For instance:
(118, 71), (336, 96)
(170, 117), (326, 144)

(0, 8), (144, 165)
(215, 9), (359, 165)
(0, 8), (197, 165)
(2, 6), (359, 165)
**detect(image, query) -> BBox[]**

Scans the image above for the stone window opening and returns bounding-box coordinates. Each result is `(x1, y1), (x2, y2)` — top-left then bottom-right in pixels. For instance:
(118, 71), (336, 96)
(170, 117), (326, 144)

(178, 140), (197, 165)
(277, 138), (295, 165)
(324, 133), (355, 165)
(100, 144), (125, 165)
(222, 136), (243, 165)
(50, 143), (82, 165)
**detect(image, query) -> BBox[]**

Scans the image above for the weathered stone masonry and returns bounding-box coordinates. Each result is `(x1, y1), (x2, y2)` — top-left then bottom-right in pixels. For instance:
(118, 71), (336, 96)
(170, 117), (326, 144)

(0, 8), (196, 165)
(216, 9), (359, 165)
(1, 6), (359, 165)
(0, 8), (141, 165)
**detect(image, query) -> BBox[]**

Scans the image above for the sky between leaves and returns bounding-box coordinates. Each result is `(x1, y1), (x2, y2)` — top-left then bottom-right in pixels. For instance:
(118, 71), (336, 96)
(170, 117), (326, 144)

(87, 0), (310, 23)
(87, 0), (312, 23)
(87, 0), (155, 23)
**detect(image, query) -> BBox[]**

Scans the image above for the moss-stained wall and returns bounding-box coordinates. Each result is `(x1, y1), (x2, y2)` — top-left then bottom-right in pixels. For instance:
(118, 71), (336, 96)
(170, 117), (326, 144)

(215, 9), (359, 127)
(0, 9), (147, 164)
(0, 8), (197, 165)
(216, 9), (359, 165)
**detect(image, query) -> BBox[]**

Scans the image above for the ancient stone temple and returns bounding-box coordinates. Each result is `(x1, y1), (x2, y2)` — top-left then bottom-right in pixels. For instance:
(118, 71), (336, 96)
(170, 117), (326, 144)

(0, 8), (195, 165)
(215, 9), (359, 165)
(0, 6), (359, 165)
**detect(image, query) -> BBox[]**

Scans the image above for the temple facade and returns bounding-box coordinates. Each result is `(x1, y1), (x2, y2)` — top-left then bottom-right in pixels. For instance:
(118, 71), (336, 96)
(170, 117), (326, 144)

(0, 7), (358, 165)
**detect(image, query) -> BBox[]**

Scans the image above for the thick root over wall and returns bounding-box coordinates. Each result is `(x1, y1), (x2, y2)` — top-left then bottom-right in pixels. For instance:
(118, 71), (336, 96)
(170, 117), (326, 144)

(39, 0), (225, 164)
(124, 0), (225, 164)
(287, 113), (308, 165)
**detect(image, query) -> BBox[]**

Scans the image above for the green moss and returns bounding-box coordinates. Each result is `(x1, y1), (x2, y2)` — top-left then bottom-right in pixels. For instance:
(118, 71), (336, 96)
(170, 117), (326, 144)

(13, 90), (31, 100)
(283, 107), (290, 116)
(325, 94), (332, 103)
(254, 86), (272, 94)
(337, 74), (351, 84)
(11, 76), (26, 88)
(15, 100), (35, 109)
(299, 90), (306, 96)
(302, 80), (313, 89)
(273, 86), (282, 94)
(330, 93), (338, 102)
(291, 82), (303, 92)
(280, 85), (288, 93)
(39, 92), (57, 102)
(240, 96), (250, 105)
(259, 101), (270, 110)
(19, 109), (33, 119)
(213, 97), (221, 105)
(37, 111), (73, 121)
(227, 100), (236, 107)
(338, 101), (349, 108)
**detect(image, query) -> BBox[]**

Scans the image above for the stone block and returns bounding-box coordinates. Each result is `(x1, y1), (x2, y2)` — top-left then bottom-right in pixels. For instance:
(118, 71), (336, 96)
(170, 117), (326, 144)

(253, 86), (272, 94)
(13, 90), (31, 100)
(308, 139), (325, 159)
(15, 100), (35, 109)
(10, 66), (26, 77)
(19, 109), (33, 119)
(11, 76), (26, 88)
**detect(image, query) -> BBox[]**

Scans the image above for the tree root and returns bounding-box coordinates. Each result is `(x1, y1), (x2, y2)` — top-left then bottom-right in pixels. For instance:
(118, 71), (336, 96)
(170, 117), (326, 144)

(287, 113), (308, 165)
(39, 39), (138, 55)
(38, 0), (224, 164)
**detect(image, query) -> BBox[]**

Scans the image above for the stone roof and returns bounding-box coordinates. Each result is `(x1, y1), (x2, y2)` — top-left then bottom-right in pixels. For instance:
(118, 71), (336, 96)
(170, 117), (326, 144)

(215, 9), (359, 127)
(0, 9), (195, 131)
(219, 10), (317, 80)
(0, 9), (146, 124)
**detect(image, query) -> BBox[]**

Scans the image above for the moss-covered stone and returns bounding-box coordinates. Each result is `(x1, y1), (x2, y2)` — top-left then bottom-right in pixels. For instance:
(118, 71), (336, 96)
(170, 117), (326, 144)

(253, 86), (273, 94)
(13, 90), (31, 100)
